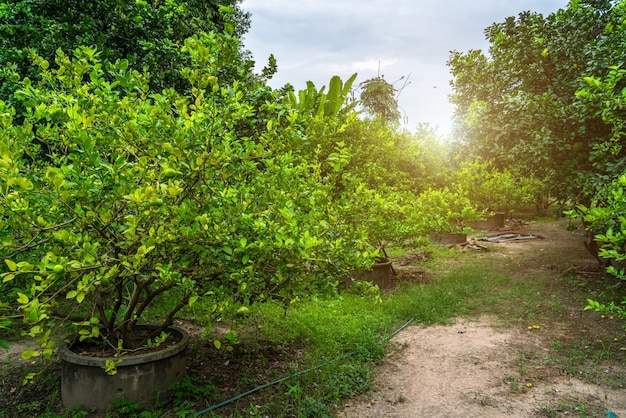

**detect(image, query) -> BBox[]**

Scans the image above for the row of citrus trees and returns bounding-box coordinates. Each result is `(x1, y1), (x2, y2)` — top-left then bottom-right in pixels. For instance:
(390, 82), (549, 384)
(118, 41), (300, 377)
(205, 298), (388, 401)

(448, 0), (626, 318)
(0, 14), (541, 358)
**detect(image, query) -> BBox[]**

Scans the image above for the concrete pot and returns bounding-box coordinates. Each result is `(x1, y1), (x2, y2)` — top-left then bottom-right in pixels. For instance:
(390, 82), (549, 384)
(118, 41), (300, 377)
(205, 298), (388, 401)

(429, 233), (467, 245)
(59, 324), (189, 411)
(354, 259), (395, 289)
(473, 212), (505, 230)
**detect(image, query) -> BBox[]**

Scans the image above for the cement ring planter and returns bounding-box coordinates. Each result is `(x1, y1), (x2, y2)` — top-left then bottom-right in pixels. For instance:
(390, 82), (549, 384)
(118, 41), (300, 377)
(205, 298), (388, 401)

(354, 259), (395, 289)
(59, 324), (189, 411)
(429, 233), (467, 245)
(473, 212), (505, 230)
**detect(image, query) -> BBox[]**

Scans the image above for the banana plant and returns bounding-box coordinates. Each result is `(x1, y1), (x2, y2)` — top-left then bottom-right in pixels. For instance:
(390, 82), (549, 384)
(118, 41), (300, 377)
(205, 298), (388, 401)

(287, 73), (357, 118)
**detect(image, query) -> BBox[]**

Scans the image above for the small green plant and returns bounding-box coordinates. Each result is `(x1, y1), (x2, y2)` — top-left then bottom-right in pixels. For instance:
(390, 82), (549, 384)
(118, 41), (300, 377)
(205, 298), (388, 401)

(502, 374), (527, 394)
(534, 396), (604, 418)
(169, 375), (217, 405)
(109, 398), (144, 416)
(146, 332), (169, 349)
(473, 391), (492, 407)
(534, 403), (560, 418)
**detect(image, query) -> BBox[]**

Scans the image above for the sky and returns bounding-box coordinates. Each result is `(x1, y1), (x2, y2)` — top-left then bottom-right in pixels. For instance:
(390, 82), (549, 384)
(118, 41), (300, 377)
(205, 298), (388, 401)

(240, 0), (570, 137)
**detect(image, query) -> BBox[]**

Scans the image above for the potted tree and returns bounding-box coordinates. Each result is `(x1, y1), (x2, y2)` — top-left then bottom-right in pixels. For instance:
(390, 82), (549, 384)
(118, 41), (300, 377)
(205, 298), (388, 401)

(0, 36), (375, 410)
(342, 187), (423, 288)
(0, 47), (202, 411)
(416, 187), (484, 245)
(453, 159), (543, 229)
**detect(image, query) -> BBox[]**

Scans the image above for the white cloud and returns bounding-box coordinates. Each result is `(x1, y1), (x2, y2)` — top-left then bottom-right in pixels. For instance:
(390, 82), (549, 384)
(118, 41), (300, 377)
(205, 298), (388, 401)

(241, 0), (570, 136)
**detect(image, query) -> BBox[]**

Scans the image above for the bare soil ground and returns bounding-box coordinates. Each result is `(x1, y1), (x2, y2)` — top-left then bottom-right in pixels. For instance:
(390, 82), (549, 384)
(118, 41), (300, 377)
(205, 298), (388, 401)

(342, 219), (626, 417)
(342, 317), (625, 417)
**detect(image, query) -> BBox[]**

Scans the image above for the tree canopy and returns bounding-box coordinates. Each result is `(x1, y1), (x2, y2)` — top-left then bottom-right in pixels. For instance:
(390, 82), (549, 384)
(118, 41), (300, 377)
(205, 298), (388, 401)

(0, 0), (253, 104)
(358, 76), (401, 125)
(449, 0), (626, 317)
(448, 0), (626, 204)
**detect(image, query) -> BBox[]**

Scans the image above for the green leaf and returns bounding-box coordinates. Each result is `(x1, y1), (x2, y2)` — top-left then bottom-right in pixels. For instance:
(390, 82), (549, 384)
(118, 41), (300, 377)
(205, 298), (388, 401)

(4, 259), (17, 271)
(21, 350), (40, 360)
(22, 372), (39, 385)
(103, 359), (118, 376)
(17, 177), (33, 190)
(17, 261), (34, 271)
(222, 246), (233, 256)
(16, 293), (29, 305)
(213, 339), (221, 349)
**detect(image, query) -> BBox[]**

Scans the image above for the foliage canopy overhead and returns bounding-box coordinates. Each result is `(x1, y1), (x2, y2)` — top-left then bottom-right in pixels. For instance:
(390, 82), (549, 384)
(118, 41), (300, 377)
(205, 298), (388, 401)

(0, 0), (254, 103)
(448, 0), (626, 203)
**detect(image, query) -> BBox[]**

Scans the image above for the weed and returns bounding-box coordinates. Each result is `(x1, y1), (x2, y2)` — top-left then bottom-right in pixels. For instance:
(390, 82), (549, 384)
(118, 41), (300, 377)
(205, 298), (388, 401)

(169, 375), (217, 404)
(109, 398), (144, 416)
(534, 403), (560, 418)
(534, 396), (605, 418)
(502, 374), (527, 394)
(514, 350), (540, 378)
(298, 395), (333, 417)
(472, 391), (493, 406)
(325, 362), (373, 399)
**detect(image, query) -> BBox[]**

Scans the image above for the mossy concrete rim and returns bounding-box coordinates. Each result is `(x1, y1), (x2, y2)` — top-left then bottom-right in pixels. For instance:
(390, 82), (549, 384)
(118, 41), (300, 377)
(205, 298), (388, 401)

(58, 324), (189, 366)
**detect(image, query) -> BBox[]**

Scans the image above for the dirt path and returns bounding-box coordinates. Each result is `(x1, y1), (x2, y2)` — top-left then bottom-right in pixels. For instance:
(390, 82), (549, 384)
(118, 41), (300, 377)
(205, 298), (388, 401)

(342, 220), (626, 417)
(343, 317), (625, 417)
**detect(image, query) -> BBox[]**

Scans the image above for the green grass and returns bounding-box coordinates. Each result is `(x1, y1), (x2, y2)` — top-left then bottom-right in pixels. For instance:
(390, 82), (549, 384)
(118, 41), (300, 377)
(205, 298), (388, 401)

(215, 233), (624, 417)
(198, 250), (512, 416)
(534, 396), (606, 418)
(545, 335), (626, 388)
(251, 257), (496, 355)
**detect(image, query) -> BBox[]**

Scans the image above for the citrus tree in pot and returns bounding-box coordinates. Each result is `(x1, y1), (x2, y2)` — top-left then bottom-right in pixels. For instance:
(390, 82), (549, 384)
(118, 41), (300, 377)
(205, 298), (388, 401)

(453, 159), (543, 222)
(0, 32), (374, 409)
(331, 182), (430, 288)
(415, 187), (484, 245)
(0, 46), (204, 407)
